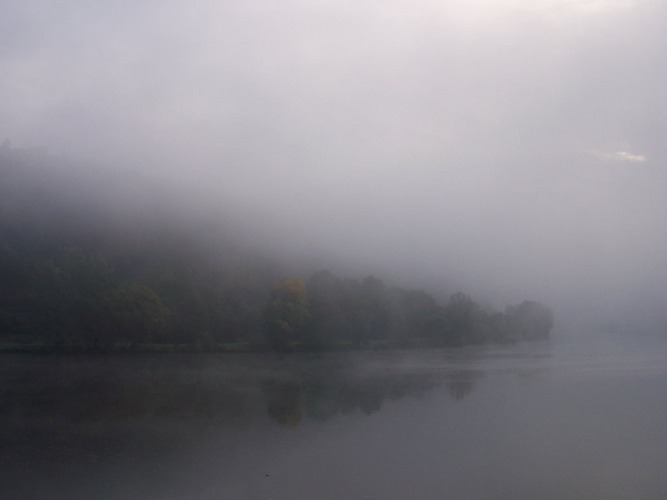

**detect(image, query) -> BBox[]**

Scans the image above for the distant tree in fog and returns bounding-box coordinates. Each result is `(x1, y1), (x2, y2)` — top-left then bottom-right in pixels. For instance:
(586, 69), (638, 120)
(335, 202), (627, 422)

(505, 300), (554, 341)
(265, 277), (310, 351)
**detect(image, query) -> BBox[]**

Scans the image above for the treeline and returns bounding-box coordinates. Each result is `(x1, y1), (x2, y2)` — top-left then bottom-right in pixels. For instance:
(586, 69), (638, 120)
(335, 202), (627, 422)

(266, 274), (552, 350)
(0, 244), (273, 349)
(0, 146), (553, 351)
(0, 245), (553, 350)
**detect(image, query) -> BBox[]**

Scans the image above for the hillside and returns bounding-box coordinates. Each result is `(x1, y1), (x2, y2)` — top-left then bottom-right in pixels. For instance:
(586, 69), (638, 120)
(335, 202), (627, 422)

(0, 146), (553, 351)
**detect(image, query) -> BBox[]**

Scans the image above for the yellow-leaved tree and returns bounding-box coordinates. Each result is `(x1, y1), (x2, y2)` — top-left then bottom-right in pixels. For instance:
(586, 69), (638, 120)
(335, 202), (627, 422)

(265, 277), (310, 351)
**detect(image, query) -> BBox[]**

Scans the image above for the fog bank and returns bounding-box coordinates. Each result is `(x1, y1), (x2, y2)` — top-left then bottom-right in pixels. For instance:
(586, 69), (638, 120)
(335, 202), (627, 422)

(2, 0), (666, 336)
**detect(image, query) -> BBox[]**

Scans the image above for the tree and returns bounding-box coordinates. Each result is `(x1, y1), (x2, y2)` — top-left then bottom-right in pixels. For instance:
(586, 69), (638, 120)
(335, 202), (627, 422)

(56, 248), (114, 347)
(397, 289), (449, 343)
(265, 277), (310, 351)
(306, 270), (347, 348)
(445, 293), (479, 345)
(505, 301), (554, 341)
(332, 275), (390, 346)
(104, 283), (169, 346)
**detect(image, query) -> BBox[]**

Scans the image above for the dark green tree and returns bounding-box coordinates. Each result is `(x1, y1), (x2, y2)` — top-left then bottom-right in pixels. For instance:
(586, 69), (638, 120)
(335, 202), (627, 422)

(103, 283), (169, 346)
(306, 270), (348, 348)
(445, 293), (481, 345)
(505, 301), (554, 341)
(265, 277), (310, 351)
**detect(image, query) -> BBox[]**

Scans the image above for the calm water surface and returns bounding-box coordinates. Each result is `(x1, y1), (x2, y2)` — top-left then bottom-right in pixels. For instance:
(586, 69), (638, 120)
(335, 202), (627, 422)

(2, 341), (667, 499)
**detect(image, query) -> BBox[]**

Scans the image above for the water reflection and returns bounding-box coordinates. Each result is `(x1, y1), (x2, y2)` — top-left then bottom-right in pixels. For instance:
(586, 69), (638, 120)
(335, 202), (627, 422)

(264, 371), (443, 426)
(0, 357), (251, 428)
(265, 382), (303, 426)
(264, 365), (485, 426)
(1, 352), (489, 434)
(0, 349), (550, 499)
(4, 345), (666, 500)
(445, 370), (481, 401)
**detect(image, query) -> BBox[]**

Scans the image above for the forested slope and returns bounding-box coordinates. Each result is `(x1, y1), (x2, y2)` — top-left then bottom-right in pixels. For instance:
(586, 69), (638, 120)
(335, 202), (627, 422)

(0, 146), (553, 351)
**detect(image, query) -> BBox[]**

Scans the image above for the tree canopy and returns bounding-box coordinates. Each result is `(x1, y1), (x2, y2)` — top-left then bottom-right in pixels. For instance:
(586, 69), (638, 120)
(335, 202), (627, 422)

(0, 150), (553, 351)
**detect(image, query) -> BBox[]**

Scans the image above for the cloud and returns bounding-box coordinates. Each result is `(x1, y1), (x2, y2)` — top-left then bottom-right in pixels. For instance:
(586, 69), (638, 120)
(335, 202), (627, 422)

(589, 150), (648, 162)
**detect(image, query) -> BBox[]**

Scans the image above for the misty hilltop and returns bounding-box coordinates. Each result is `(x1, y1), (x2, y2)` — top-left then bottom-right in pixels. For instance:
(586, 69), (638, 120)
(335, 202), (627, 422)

(0, 146), (552, 351)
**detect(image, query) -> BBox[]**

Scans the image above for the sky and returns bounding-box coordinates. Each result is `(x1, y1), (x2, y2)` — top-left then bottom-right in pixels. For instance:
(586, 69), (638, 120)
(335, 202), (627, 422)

(2, 0), (666, 333)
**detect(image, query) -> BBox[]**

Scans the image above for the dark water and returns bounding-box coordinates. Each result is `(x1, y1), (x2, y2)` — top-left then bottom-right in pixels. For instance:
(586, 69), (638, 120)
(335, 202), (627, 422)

(2, 341), (667, 499)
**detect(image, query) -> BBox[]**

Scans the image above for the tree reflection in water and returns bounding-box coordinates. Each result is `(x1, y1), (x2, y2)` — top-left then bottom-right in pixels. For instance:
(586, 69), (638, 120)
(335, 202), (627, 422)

(265, 382), (304, 426)
(1, 351), (540, 500)
(0, 352), (486, 435)
(445, 370), (481, 401)
(263, 365), (483, 426)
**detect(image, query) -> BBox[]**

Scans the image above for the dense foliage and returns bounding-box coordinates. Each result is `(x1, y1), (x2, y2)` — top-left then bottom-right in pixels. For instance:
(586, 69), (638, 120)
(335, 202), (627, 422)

(0, 146), (553, 350)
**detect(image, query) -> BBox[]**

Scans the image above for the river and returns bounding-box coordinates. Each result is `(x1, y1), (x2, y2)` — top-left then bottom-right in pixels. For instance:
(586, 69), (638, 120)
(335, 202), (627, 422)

(2, 338), (666, 499)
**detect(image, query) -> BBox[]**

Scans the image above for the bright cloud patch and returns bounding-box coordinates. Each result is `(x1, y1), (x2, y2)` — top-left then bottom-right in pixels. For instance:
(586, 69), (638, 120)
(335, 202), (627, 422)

(590, 150), (648, 163)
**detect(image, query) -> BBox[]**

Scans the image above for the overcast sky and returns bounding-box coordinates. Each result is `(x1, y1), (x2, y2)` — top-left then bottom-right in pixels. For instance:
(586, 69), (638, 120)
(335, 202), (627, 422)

(2, 0), (666, 331)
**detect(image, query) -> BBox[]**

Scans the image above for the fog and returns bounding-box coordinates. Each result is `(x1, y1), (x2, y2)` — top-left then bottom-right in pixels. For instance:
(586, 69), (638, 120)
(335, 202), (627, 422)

(3, 0), (667, 337)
